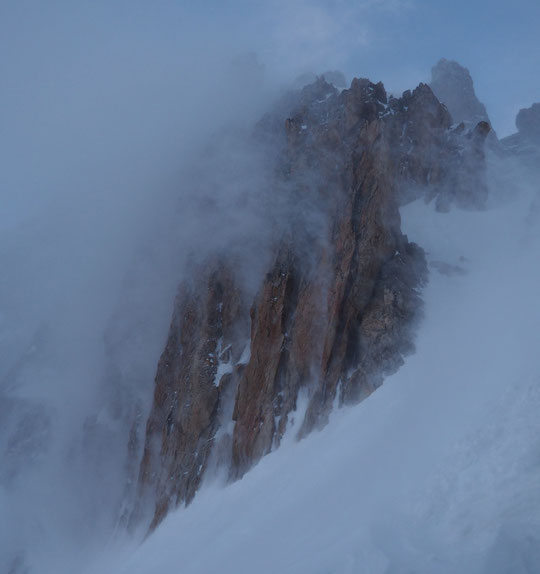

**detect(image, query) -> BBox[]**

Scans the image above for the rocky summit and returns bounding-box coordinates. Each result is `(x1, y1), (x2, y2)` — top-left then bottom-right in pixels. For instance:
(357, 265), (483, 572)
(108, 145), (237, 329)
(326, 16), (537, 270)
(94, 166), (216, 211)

(132, 71), (492, 530)
(430, 58), (490, 127)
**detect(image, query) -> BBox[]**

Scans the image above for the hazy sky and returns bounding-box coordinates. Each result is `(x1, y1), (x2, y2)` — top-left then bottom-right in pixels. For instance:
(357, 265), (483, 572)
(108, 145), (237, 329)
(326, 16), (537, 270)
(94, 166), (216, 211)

(1, 0), (538, 136)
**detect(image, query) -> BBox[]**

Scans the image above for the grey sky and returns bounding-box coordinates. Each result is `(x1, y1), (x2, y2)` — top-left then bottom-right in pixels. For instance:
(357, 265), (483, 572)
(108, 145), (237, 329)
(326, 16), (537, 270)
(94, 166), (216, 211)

(1, 0), (538, 142)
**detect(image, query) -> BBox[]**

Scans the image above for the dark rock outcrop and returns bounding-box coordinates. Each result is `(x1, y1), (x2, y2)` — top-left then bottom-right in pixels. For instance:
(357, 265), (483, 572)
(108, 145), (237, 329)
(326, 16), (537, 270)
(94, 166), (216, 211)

(133, 75), (490, 529)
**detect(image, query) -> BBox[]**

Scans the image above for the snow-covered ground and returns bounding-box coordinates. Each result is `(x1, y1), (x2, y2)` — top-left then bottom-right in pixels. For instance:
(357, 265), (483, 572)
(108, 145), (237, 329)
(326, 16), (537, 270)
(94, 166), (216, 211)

(85, 185), (540, 574)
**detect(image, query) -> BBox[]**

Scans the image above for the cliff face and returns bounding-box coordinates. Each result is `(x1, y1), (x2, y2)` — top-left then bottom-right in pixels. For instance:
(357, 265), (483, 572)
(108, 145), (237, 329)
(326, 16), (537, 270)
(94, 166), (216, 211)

(134, 76), (490, 529)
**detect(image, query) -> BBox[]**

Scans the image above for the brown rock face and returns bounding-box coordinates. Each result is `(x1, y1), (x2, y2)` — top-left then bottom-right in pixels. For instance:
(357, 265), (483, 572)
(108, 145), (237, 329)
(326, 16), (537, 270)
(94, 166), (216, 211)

(135, 261), (250, 528)
(134, 76), (489, 529)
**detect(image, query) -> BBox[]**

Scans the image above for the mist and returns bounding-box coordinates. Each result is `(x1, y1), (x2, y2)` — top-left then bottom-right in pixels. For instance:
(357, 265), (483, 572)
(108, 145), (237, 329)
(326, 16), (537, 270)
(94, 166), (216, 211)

(0, 4), (277, 572)
(0, 2), (351, 570)
(1, 1), (539, 573)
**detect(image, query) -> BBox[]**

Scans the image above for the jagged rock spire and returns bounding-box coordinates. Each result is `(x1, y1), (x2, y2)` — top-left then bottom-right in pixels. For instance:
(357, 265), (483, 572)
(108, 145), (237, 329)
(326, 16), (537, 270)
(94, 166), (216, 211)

(132, 74), (491, 531)
(430, 58), (490, 126)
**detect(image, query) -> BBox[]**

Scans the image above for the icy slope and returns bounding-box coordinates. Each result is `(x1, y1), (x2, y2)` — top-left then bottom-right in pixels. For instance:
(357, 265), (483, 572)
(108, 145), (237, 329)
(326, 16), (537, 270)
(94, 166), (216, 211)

(94, 188), (540, 574)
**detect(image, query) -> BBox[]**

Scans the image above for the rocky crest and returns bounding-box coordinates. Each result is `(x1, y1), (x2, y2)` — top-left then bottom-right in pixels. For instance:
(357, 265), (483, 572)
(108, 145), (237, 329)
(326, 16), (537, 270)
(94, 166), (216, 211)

(133, 75), (490, 530)
(501, 102), (540, 165)
(430, 58), (499, 154)
(430, 58), (490, 126)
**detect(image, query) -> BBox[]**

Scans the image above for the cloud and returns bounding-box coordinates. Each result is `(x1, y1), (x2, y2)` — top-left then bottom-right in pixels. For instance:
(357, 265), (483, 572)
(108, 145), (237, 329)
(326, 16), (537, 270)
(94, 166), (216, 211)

(253, 0), (412, 80)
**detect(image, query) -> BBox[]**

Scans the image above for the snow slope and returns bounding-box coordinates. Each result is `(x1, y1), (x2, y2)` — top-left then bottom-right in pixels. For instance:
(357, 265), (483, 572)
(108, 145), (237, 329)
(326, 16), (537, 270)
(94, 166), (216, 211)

(87, 185), (540, 574)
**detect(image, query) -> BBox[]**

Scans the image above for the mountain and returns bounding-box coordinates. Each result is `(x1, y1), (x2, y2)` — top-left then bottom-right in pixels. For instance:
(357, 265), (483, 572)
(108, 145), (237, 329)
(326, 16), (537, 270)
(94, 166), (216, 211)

(4, 50), (539, 574)
(131, 74), (491, 531)
(93, 97), (540, 573)
(99, 62), (540, 574)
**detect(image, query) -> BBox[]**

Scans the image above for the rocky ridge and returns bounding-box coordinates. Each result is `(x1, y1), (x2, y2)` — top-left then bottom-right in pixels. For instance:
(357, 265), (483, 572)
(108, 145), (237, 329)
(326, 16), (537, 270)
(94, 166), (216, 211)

(430, 58), (490, 127)
(501, 102), (540, 165)
(430, 58), (499, 152)
(133, 74), (491, 530)
(429, 58), (539, 220)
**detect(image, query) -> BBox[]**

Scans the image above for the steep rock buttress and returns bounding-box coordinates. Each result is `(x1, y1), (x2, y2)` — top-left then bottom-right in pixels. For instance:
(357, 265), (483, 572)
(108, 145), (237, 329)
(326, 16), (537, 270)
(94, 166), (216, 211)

(133, 76), (490, 529)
